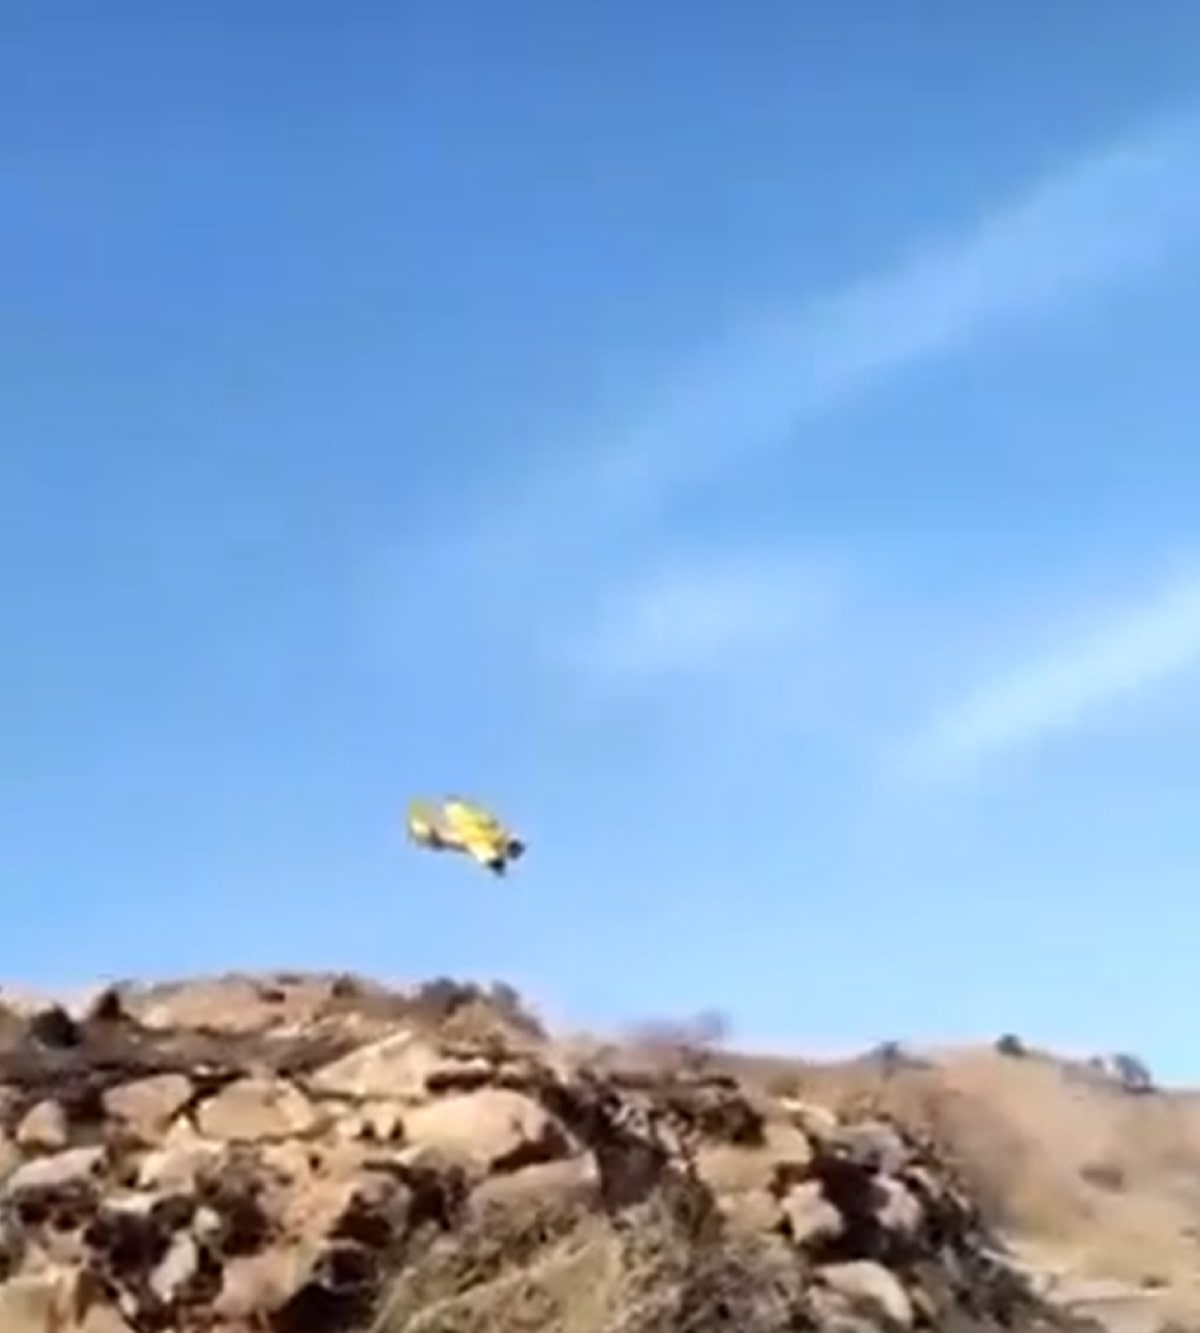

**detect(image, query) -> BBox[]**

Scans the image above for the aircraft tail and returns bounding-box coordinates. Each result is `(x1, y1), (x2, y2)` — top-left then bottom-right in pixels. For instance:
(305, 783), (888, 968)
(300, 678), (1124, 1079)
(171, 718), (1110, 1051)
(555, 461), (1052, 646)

(406, 800), (442, 848)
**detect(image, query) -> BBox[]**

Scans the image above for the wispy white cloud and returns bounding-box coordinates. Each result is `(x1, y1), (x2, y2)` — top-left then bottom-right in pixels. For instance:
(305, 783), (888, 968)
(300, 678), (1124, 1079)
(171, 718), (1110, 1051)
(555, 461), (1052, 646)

(898, 566), (1200, 781)
(567, 547), (843, 685)
(368, 104), (1200, 721)
(479, 103), (1200, 555)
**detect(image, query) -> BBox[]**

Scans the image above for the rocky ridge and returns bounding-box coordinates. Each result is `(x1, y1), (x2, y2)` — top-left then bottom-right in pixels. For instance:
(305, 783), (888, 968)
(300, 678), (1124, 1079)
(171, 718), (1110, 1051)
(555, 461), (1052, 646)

(0, 974), (1100, 1332)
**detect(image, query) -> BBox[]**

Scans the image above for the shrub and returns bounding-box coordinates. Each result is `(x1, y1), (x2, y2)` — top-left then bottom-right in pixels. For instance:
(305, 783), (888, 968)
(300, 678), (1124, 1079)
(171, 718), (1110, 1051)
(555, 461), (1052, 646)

(1079, 1160), (1127, 1192)
(626, 1010), (733, 1075)
(1111, 1051), (1155, 1095)
(866, 1040), (923, 1076)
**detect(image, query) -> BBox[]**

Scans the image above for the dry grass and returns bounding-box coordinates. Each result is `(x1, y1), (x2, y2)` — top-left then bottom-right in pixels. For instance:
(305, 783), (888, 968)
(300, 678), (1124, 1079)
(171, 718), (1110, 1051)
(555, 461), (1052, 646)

(376, 1218), (619, 1333)
(373, 1200), (808, 1333)
(373, 1145), (812, 1333)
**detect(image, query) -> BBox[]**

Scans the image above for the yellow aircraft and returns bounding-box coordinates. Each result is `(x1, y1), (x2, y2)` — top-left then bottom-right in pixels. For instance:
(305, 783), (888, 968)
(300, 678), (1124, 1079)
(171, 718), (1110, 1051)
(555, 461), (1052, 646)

(406, 797), (526, 876)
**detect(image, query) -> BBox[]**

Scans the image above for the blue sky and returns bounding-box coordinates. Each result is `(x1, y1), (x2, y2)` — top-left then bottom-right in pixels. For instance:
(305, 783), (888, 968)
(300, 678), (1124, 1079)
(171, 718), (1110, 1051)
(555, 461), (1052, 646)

(7, 3), (1200, 1081)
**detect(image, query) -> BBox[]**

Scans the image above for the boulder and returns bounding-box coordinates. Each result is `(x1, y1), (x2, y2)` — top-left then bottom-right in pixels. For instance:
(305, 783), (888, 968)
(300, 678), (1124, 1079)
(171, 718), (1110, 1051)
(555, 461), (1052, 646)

(309, 1031), (447, 1102)
(14, 1100), (69, 1153)
(782, 1179), (844, 1248)
(875, 1175), (922, 1236)
(137, 1137), (224, 1193)
(818, 1259), (915, 1328)
(4, 1146), (105, 1197)
(213, 1245), (311, 1322)
(103, 1073), (194, 1143)
(196, 1077), (323, 1143)
(401, 1088), (570, 1173)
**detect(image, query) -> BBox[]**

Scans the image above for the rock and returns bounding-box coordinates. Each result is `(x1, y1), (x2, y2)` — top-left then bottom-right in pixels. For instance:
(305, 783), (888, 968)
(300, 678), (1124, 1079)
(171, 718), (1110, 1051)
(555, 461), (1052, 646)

(214, 1246), (312, 1321)
(189, 1150), (276, 1257)
(262, 1140), (413, 1258)
(819, 1259), (915, 1328)
(79, 1304), (137, 1333)
(899, 1163), (943, 1202)
(876, 1176), (922, 1235)
(780, 1097), (840, 1140)
(273, 1242), (380, 1330)
(97, 1188), (163, 1217)
(192, 1204), (224, 1243)
(0, 1265), (127, 1332)
(15, 1100), (69, 1153)
(137, 1137), (223, 1193)
(273, 1170), (357, 1240)
(196, 1076), (323, 1142)
(309, 1031), (447, 1101)
(695, 1116), (811, 1196)
(84, 1194), (181, 1299)
(401, 1088), (570, 1173)
(763, 1116), (815, 1167)
(0, 1196), (25, 1271)
(0, 1269), (66, 1329)
(4, 1146), (105, 1197)
(0, 1132), (21, 1184)
(322, 1171), (413, 1251)
(696, 1144), (778, 1195)
(837, 1120), (910, 1175)
(136, 976), (279, 1033)
(149, 1231), (200, 1305)
(79, 1305), (137, 1333)
(160, 1114), (207, 1149)
(808, 1284), (886, 1333)
(260, 1139), (320, 1185)
(26, 1005), (81, 1049)
(721, 1186), (785, 1234)
(425, 1054), (495, 1093)
(474, 1155), (595, 1200)
(782, 1179), (844, 1248)
(103, 1073), (194, 1143)
(311, 1139), (373, 1184)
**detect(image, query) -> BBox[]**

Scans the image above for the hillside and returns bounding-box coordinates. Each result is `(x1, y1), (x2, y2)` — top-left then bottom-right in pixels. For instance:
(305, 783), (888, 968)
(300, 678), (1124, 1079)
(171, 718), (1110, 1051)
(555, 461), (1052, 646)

(0, 973), (1182, 1332)
(719, 1041), (1200, 1331)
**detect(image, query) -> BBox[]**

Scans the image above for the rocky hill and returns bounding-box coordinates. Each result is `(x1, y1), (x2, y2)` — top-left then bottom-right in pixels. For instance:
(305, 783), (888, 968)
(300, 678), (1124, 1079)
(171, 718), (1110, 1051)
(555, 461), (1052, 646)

(0, 973), (1147, 1332)
(709, 1039), (1200, 1330)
